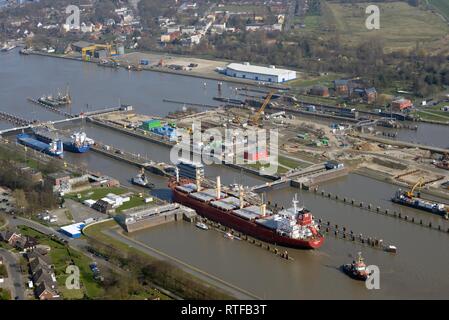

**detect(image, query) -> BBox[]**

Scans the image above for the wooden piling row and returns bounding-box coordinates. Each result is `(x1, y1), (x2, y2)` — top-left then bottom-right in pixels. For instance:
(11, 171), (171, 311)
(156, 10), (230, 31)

(312, 188), (449, 234)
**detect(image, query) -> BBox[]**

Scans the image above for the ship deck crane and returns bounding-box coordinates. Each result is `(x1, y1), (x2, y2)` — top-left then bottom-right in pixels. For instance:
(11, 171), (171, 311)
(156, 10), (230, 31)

(248, 90), (276, 127)
(407, 177), (425, 198)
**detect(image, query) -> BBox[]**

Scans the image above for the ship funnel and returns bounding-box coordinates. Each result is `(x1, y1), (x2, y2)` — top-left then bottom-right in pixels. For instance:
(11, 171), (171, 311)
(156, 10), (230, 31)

(239, 185), (244, 209)
(260, 203), (267, 217)
(216, 176), (221, 199)
(175, 167), (179, 182)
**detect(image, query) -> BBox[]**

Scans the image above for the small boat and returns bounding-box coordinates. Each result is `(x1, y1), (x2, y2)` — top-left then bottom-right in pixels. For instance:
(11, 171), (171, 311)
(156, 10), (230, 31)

(131, 168), (155, 189)
(342, 252), (369, 281)
(224, 232), (234, 240)
(195, 222), (209, 231)
(384, 245), (397, 253)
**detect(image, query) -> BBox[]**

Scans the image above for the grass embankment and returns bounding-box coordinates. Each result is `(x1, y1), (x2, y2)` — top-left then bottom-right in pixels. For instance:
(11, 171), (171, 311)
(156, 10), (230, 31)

(0, 288), (11, 300)
(18, 225), (103, 299)
(322, 1), (449, 51)
(429, 0), (449, 20)
(0, 264), (7, 278)
(84, 221), (234, 300)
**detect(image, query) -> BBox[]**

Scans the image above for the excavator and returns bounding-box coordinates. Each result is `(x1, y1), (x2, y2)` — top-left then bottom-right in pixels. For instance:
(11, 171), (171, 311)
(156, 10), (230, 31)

(248, 90), (276, 127)
(406, 177), (425, 198)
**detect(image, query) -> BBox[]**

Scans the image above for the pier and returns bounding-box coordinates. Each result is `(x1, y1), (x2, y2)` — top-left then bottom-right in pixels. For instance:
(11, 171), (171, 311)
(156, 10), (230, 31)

(0, 111), (33, 126)
(27, 98), (76, 118)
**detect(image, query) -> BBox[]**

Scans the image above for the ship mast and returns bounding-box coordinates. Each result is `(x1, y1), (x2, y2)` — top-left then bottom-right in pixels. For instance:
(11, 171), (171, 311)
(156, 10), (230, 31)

(292, 194), (299, 215)
(196, 168), (201, 192)
(239, 185), (244, 209)
(216, 176), (221, 199)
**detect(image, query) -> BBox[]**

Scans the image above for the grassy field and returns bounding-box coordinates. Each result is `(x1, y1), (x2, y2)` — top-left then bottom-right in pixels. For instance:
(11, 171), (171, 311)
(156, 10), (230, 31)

(322, 1), (449, 50)
(66, 187), (149, 214)
(68, 187), (127, 203)
(0, 264), (7, 277)
(0, 288), (11, 300)
(429, 0), (449, 20)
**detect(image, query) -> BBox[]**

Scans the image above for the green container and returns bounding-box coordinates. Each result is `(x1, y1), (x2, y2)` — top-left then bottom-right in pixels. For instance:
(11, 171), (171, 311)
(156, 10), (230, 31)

(142, 120), (162, 130)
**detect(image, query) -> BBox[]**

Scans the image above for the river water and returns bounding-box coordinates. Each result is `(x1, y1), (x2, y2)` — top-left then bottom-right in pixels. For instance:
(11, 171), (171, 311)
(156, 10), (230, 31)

(1, 50), (449, 299)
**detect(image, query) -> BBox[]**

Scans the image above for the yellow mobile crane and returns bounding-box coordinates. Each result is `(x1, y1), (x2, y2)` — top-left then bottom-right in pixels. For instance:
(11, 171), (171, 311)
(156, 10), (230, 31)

(81, 44), (117, 61)
(248, 90), (276, 127)
(407, 177), (425, 198)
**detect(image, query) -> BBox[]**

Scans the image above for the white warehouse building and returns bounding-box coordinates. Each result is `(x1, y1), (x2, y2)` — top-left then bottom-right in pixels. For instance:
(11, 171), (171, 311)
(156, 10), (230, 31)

(225, 62), (296, 83)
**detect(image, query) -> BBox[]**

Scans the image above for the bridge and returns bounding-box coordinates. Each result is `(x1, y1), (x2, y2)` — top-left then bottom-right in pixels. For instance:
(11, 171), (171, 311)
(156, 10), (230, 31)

(251, 163), (327, 193)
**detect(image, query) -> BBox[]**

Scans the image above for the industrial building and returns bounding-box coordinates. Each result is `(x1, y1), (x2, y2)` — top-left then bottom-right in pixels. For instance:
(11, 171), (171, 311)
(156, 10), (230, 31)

(225, 62), (296, 83)
(59, 223), (86, 238)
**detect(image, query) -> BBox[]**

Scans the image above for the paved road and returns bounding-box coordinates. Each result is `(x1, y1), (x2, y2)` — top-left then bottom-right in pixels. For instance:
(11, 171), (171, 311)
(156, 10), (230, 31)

(104, 227), (260, 300)
(0, 248), (25, 300)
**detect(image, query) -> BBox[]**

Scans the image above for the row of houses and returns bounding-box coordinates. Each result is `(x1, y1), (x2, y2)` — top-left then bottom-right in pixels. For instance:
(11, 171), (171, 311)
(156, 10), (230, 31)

(308, 80), (378, 104)
(0, 230), (60, 299)
(26, 251), (59, 300)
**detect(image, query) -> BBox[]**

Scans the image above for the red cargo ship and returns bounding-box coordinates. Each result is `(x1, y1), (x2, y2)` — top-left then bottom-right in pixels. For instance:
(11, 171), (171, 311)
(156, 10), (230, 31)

(169, 176), (324, 249)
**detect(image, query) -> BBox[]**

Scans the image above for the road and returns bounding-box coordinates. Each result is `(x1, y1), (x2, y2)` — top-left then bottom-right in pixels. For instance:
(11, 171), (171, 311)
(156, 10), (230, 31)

(0, 248), (25, 300)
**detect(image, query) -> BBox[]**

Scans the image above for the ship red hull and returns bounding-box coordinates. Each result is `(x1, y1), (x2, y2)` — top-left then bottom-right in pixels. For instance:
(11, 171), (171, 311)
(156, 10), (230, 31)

(171, 185), (324, 249)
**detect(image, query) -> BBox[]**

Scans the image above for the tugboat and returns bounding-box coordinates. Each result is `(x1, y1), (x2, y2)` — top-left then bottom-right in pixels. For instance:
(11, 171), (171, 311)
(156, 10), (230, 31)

(131, 168), (155, 189)
(342, 252), (369, 281)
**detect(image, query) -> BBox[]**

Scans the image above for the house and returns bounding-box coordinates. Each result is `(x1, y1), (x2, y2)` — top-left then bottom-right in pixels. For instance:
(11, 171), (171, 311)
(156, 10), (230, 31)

(364, 87), (378, 103)
(0, 230), (22, 245)
(92, 199), (114, 213)
(309, 85), (329, 97)
(392, 98), (413, 111)
(15, 236), (38, 252)
(334, 80), (350, 96)
(35, 282), (59, 300)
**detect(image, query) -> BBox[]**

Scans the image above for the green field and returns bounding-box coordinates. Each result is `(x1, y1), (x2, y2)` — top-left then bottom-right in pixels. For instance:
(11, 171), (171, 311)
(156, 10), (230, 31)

(322, 1), (449, 50)
(429, 0), (449, 20)
(68, 187), (127, 203)
(66, 187), (150, 214)
(0, 288), (11, 300)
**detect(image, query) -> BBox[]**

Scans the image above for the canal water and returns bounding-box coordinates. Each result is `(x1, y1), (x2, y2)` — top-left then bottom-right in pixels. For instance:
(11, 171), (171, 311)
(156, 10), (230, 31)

(2, 50), (449, 299)
(57, 123), (449, 299)
(0, 49), (244, 122)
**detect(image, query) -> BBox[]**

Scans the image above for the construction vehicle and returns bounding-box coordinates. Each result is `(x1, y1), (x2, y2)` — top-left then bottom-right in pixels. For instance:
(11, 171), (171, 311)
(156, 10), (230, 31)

(407, 177), (424, 198)
(248, 90), (276, 127)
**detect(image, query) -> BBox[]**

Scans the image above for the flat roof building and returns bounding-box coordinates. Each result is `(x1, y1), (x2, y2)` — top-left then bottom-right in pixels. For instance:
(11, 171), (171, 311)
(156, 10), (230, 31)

(225, 62), (296, 83)
(60, 223), (85, 238)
